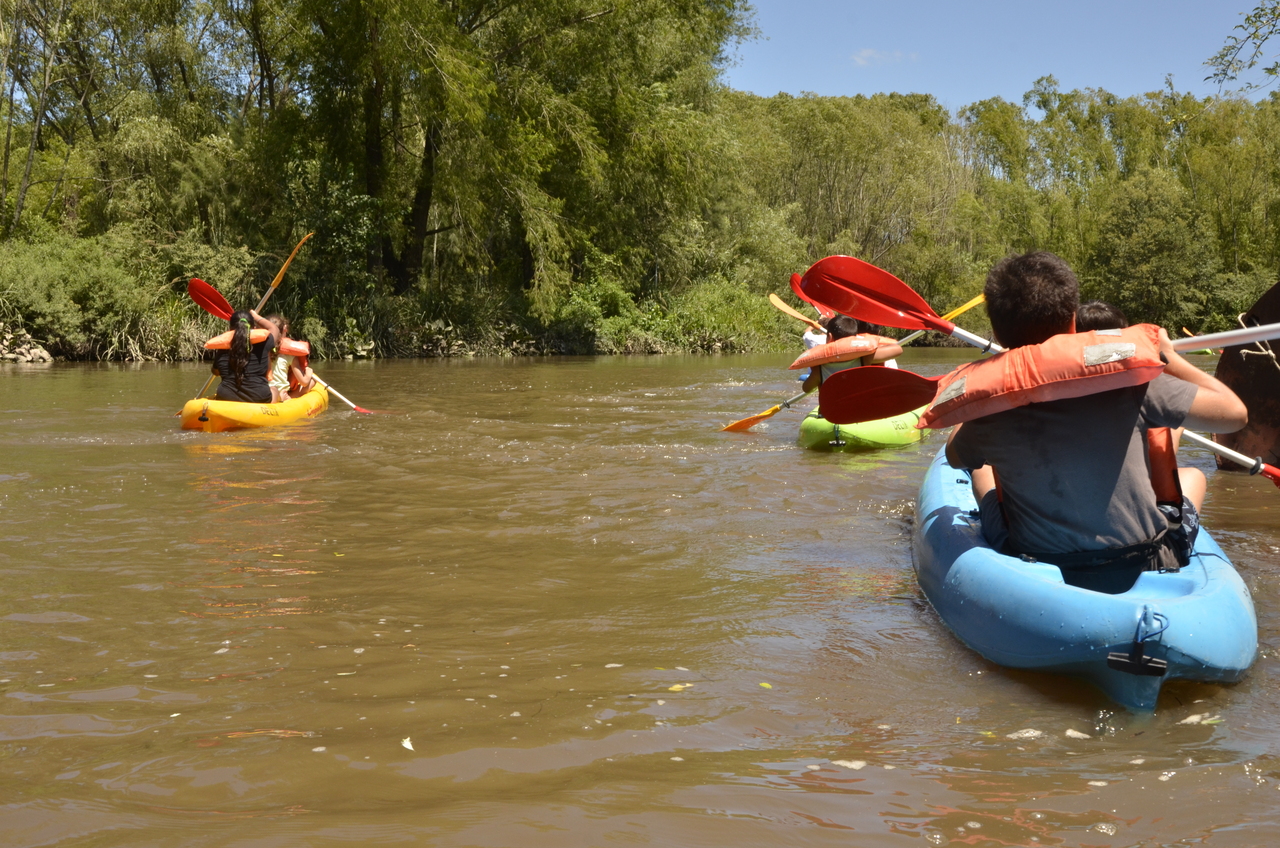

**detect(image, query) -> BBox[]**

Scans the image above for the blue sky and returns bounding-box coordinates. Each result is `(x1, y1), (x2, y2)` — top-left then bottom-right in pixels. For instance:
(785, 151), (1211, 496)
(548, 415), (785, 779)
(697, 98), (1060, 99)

(722, 1), (1262, 111)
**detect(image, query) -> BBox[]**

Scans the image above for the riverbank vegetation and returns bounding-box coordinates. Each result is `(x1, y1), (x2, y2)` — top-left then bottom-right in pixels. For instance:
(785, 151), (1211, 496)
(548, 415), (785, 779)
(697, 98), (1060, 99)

(1, 0), (1278, 359)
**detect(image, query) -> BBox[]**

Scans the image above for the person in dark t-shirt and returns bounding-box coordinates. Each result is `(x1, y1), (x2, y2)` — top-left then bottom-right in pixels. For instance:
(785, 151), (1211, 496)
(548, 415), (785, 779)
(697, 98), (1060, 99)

(211, 309), (281, 403)
(946, 253), (1247, 592)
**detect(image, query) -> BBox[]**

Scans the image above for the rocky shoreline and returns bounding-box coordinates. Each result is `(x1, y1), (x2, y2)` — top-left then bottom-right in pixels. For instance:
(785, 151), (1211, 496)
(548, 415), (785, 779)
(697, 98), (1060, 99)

(1, 324), (53, 363)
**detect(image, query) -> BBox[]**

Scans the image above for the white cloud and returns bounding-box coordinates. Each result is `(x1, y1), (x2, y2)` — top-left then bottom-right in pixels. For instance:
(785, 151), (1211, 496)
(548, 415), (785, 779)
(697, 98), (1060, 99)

(852, 49), (917, 68)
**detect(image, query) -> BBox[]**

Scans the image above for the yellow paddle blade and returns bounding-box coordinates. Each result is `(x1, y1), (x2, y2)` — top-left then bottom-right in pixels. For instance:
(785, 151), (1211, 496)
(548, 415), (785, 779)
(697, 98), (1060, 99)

(769, 293), (824, 331)
(941, 293), (985, 321)
(721, 404), (784, 432)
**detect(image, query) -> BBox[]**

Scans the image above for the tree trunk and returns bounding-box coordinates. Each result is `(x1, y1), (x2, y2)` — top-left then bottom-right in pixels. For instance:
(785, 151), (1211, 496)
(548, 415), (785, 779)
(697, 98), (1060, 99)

(395, 118), (441, 294)
(363, 15), (384, 275)
(13, 0), (66, 228)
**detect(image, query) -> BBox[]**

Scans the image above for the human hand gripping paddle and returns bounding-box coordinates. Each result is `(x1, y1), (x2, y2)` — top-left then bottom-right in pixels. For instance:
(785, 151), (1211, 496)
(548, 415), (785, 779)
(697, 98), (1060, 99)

(721, 284), (986, 432)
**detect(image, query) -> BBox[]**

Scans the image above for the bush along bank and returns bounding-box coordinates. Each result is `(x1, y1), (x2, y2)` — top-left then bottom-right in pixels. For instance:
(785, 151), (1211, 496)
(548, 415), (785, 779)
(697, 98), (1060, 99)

(0, 324), (53, 363)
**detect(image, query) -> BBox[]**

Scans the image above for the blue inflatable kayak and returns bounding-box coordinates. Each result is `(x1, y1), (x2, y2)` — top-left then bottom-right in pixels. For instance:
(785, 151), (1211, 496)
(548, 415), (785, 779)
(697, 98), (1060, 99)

(912, 447), (1257, 711)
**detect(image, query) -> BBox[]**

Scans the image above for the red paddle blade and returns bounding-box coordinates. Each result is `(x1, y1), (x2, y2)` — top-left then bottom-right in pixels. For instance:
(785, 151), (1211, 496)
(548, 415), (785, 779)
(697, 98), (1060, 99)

(1261, 463), (1280, 488)
(801, 255), (946, 332)
(188, 278), (234, 320)
(790, 273), (836, 320)
(818, 367), (940, 425)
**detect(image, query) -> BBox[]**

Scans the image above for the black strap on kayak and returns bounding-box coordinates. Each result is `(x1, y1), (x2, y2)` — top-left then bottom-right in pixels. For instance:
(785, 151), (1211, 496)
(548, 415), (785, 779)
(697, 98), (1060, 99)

(1107, 606), (1169, 677)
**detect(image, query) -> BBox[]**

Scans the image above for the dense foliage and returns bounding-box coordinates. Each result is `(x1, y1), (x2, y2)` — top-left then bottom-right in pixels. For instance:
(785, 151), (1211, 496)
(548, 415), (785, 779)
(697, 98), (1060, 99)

(1, 0), (1278, 359)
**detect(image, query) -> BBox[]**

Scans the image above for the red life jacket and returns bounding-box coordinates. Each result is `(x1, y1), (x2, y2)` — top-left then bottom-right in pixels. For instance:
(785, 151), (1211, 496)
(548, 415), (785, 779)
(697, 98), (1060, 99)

(918, 325), (1166, 430)
(205, 329), (270, 349)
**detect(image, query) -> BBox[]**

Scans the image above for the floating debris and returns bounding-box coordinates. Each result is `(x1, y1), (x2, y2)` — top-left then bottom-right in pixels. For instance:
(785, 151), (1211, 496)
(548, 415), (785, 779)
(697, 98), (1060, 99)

(668, 683), (691, 692)
(1091, 823), (1118, 835)
(1006, 728), (1044, 740)
(401, 737), (413, 751)
(225, 729), (312, 739)
(656, 700), (665, 706)
(805, 764), (820, 771)
(605, 663), (623, 668)
(509, 712), (521, 717)
(1178, 714), (1205, 725)
(353, 648), (365, 654)
(1065, 729), (1092, 739)
(214, 648), (229, 654)
(675, 666), (688, 671)
(759, 682), (772, 689)
(312, 746), (326, 752)
(1087, 780), (1108, 787)
(670, 756), (684, 762)
(1130, 758), (1146, 765)
(1158, 771), (1176, 781)
(832, 760), (866, 770)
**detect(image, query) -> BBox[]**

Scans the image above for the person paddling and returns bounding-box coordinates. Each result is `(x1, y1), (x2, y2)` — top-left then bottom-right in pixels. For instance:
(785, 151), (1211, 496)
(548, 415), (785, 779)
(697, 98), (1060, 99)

(207, 309), (281, 404)
(800, 316), (903, 394)
(265, 315), (316, 402)
(945, 252), (1246, 594)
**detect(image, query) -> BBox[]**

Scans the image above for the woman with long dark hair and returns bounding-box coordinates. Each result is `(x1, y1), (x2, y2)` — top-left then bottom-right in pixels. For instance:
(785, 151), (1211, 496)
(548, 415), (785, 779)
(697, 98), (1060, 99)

(209, 309), (281, 403)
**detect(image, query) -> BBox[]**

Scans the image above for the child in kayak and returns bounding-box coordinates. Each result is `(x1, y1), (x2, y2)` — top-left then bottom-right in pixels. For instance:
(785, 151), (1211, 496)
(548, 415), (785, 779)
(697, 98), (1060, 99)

(265, 315), (316, 402)
(944, 252), (1246, 593)
(800, 316), (902, 393)
(209, 309), (281, 403)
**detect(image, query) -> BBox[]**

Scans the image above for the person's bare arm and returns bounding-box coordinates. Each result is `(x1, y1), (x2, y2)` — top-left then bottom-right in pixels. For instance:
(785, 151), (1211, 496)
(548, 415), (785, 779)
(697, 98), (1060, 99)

(864, 341), (904, 365)
(1158, 328), (1247, 433)
(250, 309), (282, 348)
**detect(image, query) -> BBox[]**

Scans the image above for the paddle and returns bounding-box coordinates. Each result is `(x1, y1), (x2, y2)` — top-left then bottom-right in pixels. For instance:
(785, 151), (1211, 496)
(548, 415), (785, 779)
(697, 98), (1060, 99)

(790, 273), (836, 321)
(1182, 430), (1280, 487)
(310, 375), (374, 414)
(799, 256), (1004, 352)
(190, 233), (314, 400)
(724, 287), (981, 433)
(721, 390), (813, 432)
(769, 293), (824, 331)
(187, 273), (377, 415)
(188, 278), (233, 320)
(818, 367), (940, 425)
(898, 293), (987, 345)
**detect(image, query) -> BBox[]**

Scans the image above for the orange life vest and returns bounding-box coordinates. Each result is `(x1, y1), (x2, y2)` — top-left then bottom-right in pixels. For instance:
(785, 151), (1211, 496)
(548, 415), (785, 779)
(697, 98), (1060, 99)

(205, 329), (271, 349)
(789, 334), (892, 370)
(918, 324), (1166, 430)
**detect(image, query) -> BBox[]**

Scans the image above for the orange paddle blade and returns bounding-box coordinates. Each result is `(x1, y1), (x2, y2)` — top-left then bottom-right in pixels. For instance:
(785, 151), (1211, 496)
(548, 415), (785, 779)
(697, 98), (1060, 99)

(818, 367), (940, 425)
(721, 404), (785, 432)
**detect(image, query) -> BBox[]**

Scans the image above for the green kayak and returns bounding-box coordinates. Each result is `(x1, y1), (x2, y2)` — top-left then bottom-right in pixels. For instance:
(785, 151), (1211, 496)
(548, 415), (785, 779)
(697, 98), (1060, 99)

(797, 407), (926, 451)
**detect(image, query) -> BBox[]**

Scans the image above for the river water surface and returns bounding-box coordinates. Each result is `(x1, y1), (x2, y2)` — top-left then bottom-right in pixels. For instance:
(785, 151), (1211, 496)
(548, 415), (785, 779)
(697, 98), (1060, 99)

(1, 352), (1279, 847)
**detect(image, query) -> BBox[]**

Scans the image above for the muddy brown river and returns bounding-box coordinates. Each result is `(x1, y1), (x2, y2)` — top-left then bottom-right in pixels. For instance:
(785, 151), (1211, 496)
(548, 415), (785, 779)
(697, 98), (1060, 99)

(1, 351), (1279, 847)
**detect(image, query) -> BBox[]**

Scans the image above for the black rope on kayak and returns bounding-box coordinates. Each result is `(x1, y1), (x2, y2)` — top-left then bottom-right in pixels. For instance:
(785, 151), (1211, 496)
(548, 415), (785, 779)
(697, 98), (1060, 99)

(828, 423), (846, 448)
(197, 402), (209, 423)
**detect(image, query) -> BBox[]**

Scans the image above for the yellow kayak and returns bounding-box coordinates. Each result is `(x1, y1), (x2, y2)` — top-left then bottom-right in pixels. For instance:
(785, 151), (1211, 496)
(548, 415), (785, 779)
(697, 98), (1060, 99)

(180, 384), (329, 432)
